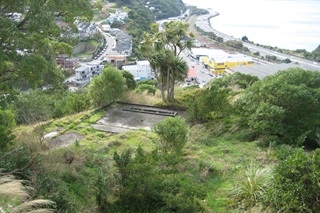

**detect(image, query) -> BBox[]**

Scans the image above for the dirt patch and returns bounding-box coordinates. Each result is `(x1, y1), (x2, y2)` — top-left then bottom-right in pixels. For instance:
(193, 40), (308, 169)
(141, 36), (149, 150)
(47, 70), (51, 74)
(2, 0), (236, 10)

(43, 131), (59, 140)
(48, 133), (85, 149)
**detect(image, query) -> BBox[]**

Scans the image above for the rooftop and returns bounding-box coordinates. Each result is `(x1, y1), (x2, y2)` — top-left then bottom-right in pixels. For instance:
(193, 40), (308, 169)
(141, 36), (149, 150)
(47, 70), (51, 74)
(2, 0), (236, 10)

(137, 60), (150, 66)
(123, 65), (138, 72)
(192, 48), (253, 63)
(230, 63), (303, 79)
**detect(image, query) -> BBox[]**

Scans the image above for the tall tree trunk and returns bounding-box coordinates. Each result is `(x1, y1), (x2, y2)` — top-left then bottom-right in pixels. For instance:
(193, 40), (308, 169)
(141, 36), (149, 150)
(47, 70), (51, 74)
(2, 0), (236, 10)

(160, 82), (166, 103)
(170, 78), (175, 101)
(166, 68), (170, 102)
(154, 69), (167, 103)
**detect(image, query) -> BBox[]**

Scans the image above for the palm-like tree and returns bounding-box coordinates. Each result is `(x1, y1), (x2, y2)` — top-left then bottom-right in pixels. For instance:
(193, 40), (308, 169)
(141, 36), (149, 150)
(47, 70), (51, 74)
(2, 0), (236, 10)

(168, 56), (188, 101)
(139, 21), (193, 103)
(161, 21), (194, 57)
(140, 32), (168, 102)
(159, 51), (188, 102)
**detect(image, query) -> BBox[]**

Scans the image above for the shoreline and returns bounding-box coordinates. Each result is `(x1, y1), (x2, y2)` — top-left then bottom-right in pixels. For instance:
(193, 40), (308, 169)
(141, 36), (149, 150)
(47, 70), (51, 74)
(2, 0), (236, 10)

(194, 9), (240, 43)
(185, 0), (320, 52)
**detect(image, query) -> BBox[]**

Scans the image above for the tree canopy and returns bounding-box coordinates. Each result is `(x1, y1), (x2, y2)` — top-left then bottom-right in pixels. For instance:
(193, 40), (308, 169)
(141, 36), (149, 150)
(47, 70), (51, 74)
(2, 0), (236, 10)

(0, 0), (93, 95)
(88, 66), (126, 107)
(235, 68), (320, 147)
(139, 21), (193, 102)
(265, 147), (320, 212)
(153, 116), (188, 155)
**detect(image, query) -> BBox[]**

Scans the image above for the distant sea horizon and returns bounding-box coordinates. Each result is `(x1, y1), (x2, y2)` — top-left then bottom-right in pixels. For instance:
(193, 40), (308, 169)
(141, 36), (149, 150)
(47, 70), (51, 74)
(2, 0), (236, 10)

(182, 0), (320, 52)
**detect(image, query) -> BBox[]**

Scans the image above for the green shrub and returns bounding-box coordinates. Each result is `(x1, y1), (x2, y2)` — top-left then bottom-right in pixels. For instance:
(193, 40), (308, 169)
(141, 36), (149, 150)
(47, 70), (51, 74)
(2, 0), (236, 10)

(153, 116), (188, 155)
(208, 72), (259, 89)
(235, 68), (320, 147)
(187, 86), (232, 124)
(233, 161), (272, 209)
(135, 84), (156, 95)
(97, 147), (206, 212)
(137, 79), (157, 87)
(0, 109), (16, 150)
(64, 91), (91, 115)
(121, 70), (137, 90)
(264, 147), (320, 212)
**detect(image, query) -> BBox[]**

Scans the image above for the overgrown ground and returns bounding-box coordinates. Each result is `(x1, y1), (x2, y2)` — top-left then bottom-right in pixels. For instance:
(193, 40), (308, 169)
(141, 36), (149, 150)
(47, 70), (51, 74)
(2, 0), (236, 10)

(7, 88), (276, 212)
(73, 40), (99, 60)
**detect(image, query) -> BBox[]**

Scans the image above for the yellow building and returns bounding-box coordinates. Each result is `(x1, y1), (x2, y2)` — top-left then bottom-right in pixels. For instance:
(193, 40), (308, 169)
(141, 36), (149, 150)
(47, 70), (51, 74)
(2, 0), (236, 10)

(191, 48), (254, 74)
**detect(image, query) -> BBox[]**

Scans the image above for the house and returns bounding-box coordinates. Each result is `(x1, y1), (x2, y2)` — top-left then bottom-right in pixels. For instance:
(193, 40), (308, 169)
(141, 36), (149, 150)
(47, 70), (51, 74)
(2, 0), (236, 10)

(112, 31), (132, 56)
(107, 10), (128, 24)
(77, 22), (98, 40)
(56, 54), (79, 70)
(74, 62), (104, 84)
(58, 21), (98, 41)
(101, 24), (111, 31)
(103, 51), (127, 69)
(56, 54), (68, 65)
(64, 58), (79, 69)
(122, 60), (153, 81)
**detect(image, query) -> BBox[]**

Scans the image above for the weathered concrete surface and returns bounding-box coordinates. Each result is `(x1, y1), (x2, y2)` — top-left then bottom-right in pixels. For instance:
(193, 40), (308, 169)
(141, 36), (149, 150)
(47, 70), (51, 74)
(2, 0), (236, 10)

(49, 133), (85, 149)
(91, 124), (138, 133)
(94, 105), (187, 133)
(47, 104), (187, 148)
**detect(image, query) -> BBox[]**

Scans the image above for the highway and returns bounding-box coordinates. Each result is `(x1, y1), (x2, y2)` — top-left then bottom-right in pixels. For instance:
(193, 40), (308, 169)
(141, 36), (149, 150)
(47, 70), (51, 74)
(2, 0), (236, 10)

(195, 10), (320, 72)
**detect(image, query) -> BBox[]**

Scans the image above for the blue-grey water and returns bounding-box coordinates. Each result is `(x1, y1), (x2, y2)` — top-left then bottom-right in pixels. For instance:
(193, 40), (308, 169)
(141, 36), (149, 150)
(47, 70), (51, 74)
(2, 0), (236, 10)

(183, 0), (320, 52)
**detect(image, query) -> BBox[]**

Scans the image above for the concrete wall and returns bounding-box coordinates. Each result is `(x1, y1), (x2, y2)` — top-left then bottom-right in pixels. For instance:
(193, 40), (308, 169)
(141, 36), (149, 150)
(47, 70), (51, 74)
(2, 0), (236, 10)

(72, 43), (87, 55)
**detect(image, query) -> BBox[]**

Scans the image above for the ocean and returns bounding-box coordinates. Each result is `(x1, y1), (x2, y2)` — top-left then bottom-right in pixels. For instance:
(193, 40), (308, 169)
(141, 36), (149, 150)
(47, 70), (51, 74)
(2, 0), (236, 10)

(182, 0), (320, 52)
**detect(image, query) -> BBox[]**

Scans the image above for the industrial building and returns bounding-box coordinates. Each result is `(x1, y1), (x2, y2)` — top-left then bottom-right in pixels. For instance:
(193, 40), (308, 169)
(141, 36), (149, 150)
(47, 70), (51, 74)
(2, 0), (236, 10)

(190, 48), (254, 74)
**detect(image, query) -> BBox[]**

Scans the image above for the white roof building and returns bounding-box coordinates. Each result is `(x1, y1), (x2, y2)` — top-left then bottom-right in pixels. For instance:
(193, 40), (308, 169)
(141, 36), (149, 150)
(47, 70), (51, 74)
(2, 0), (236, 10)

(107, 10), (128, 24)
(122, 60), (153, 81)
(74, 62), (104, 84)
(191, 47), (253, 63)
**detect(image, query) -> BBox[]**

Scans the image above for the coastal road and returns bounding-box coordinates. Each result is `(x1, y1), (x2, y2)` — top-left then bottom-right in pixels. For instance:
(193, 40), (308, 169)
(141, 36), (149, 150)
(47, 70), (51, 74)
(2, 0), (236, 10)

(244, 42), (320, 71)
(194, 10), (320, 72)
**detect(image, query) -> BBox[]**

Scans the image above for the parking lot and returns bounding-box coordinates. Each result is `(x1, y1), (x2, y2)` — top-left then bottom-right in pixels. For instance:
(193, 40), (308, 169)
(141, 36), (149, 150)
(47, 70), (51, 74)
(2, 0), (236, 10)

(181, 52), (218, 87)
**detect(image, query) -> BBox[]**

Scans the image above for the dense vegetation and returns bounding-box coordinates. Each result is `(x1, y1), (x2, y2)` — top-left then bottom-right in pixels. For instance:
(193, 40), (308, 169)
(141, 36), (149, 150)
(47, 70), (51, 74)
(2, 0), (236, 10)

(2, 68), (320, 212)
(139, 21), (193, 102)
(0, 0), (93, 96)
(110, 0), (186, 20)
(1, 0), (320, 212)
(110, 0), (186, 58)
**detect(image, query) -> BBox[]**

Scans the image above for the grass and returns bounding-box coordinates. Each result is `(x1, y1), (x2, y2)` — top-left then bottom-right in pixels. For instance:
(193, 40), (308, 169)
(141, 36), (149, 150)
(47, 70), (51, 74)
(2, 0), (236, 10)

(7, 91), (277, 212)
(185, 123), (273, 212)
(73, 39), (99, 59)
(123, 90), (163, 106)
(231, 161), (273, 210)
(0, 174), (55, 212)
(85, 110), (105, 124)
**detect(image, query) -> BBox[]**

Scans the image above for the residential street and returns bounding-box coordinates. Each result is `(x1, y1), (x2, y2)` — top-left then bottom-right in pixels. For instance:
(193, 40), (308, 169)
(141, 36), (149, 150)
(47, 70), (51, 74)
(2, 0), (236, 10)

(64, 24), (116, 84)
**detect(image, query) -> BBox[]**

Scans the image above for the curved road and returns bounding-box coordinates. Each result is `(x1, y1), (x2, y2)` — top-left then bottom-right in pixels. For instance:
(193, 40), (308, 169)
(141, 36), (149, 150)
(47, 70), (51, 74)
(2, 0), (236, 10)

(64, 24), (116, 84)
(195, 10), (320, 72)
